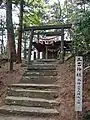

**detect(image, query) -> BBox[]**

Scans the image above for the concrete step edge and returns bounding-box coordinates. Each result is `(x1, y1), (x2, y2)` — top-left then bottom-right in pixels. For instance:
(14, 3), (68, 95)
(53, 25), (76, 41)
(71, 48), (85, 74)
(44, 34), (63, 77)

(5, 96), (59, 104)
(8, 88), (58, 93)
(9, 84), (59, 88)
(0, 105), (59, 116)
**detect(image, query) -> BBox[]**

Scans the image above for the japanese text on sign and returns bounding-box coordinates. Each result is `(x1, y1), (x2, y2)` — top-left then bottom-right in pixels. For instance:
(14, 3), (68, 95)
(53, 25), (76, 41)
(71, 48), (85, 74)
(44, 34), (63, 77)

(75, 56), (83, 111)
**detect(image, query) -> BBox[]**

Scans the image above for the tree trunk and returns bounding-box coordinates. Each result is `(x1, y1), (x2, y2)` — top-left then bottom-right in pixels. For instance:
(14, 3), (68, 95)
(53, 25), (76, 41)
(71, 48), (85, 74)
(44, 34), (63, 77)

(6, 0), (16, 61)
(16, 0), (23, 63)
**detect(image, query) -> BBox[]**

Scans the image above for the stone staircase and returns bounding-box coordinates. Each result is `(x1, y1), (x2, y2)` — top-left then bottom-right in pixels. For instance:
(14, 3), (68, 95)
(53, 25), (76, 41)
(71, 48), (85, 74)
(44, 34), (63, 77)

(0, 59), (60, 119)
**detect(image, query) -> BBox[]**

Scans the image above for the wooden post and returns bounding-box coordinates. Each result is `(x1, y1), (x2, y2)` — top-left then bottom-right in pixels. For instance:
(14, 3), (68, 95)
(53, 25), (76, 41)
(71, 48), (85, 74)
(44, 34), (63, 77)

(37, 33), (40, 59)
(42, 50), (45, 59)
(46, 45), (48, 59)
(34, 51), (36, 60)
(52, 51), (54, 59)
(27, 30), (34, 65)
(61, 28), (64, 63)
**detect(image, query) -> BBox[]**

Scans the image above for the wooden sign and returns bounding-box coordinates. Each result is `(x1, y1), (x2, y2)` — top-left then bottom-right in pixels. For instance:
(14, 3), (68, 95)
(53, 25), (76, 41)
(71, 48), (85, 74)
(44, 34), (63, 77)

(75, 56), (83, 111)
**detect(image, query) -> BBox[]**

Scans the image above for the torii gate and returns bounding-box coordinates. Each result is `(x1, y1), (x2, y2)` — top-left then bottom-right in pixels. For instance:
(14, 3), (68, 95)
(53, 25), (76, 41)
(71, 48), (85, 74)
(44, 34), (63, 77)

(24, 24), (72, 64)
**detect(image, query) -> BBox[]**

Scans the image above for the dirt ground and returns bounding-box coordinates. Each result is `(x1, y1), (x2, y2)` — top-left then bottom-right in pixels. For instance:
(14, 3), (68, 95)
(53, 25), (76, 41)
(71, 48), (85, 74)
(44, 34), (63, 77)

(0, 61), (26, 106)
(0, 59), (89, 120)
(56, 59), (90, 120)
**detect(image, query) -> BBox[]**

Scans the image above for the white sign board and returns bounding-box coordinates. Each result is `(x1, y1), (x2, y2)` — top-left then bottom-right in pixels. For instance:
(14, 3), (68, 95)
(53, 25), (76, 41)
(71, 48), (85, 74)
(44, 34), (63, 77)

(75, 56), (83, 111)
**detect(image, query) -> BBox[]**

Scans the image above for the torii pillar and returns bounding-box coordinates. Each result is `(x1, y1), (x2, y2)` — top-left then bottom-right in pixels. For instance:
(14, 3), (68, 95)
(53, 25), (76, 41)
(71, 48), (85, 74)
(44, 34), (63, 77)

(27, 29), (34, 65)
(37, 33), (40, 59)
(60, 28), (64, 63)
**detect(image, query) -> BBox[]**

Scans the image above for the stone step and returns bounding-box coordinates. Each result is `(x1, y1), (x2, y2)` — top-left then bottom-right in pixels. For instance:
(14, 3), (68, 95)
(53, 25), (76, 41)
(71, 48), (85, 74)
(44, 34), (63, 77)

(0, 116), (58, 120)
(23, 70), (57, 76)
(0, 105), (59, 117)
(29, 59), (59, 64)
(27, 64), (57, 70)
(21, 76), (57, 84)
(21, 63), (57, 68)
(9, 84), (59, 90)
(7, 88), (58, 100)
(5, 96), (60, 108)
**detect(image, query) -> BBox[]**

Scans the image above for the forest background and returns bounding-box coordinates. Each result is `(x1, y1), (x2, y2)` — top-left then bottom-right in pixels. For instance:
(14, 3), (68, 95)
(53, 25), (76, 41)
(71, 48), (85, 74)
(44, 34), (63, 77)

(0, 0), (90, 66)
